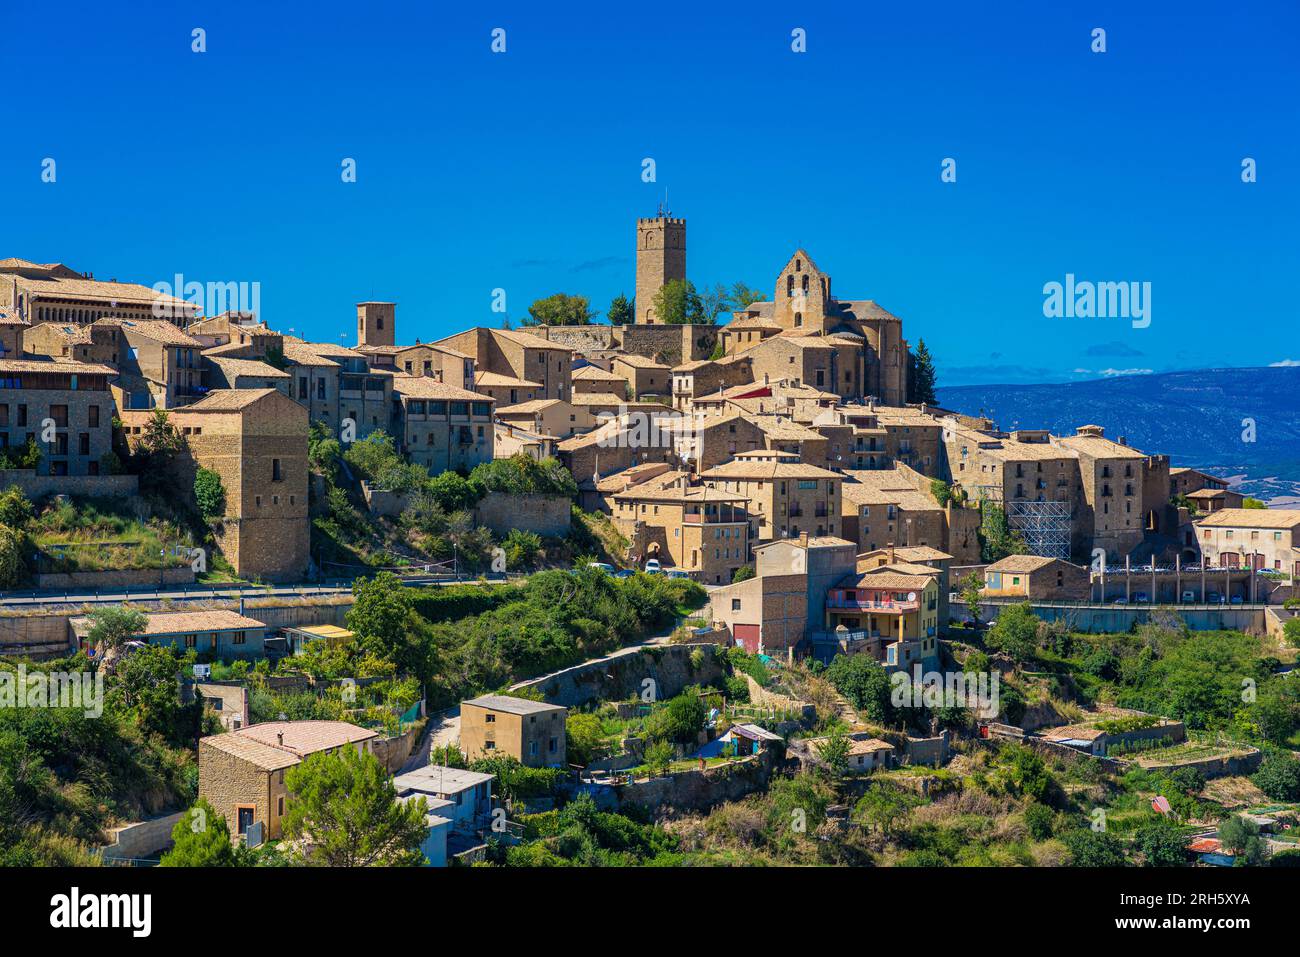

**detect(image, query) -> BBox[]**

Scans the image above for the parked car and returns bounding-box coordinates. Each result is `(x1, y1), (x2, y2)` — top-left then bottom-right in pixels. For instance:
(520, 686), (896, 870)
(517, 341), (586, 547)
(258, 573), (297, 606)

(644, 559), (662, 574)
(588, 562), (615, 574)
(1208, 592), (1224, 604)
(665, 569), (691, 580)
(1113, 597), (1128, 605)
(1134, 592), (1149, 603)
(613, 568), (635, 579)
(1230, 595), (1244, 605)
(1181, 590), (1196, 603)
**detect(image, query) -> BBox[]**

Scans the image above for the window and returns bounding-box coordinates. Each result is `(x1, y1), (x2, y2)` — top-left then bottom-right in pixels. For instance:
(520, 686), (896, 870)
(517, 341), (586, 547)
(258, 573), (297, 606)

(272, 459), (282, 481)
(549, 737), (558, 753)
(485, 713), (495, 723)
(731, 598), (741, 611)
(277, 796), (284, 816)
(484, 740), (496, 750)
(88, 405), (99, 428)
(530, 741), (538, 757)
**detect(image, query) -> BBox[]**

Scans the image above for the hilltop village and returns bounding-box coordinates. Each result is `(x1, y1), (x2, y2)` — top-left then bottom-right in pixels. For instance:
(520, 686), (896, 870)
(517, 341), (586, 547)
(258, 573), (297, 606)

(1, 217), (1298, 869)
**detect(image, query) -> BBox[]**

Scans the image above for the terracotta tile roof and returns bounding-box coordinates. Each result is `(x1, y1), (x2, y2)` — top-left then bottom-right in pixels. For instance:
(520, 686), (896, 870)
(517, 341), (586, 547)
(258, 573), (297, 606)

(1197, 508), (1300, 529)
(497, 398), (566, 415)
(280, 340), (344, 367)
(182, 388), (281, 411)
(0, 358), (116, 375)
(99, 318), (205, 347)
(207, 356), (291, 379)
(473, 371), (543, 388)
(569, 392), (626, 406)
(202, 720), (378, 770)
(572, 365), (626, 381)
(701, 460), (842, 481)
(10, 273), (195, 309)
(611, 353), (668, 370)
(391, 375), (494, 402)
(1058, 432), (1147, 459)
(494, 328), (572, 351)
(139, 609), (266, 636)
(985, 555), (1060, 573)
(843, 568), (937, 590)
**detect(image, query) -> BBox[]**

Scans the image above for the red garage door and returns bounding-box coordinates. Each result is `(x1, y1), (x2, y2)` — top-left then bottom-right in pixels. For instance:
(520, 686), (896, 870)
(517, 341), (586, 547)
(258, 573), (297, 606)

(733, 624), (761, 653)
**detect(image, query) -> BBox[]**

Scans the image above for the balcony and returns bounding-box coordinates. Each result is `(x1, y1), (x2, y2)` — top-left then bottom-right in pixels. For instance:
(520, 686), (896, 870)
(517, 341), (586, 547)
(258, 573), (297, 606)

(826, 597), (919, 613)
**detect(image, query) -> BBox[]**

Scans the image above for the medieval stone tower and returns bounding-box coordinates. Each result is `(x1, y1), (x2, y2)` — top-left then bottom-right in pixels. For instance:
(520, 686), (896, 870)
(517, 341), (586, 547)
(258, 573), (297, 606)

(635, 213), (686, 323)
(356, 301), (395, 348)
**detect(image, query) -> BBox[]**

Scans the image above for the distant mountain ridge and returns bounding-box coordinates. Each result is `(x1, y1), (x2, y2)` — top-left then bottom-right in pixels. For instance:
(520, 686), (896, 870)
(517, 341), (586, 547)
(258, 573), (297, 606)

(936, 367), (1300, 491)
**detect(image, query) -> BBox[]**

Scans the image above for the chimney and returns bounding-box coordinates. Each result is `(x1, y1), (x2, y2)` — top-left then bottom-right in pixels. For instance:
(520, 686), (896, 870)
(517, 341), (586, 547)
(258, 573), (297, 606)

(920, 402), (927, 415)
(763, 372), (769, 384)
(276, 731), (284, 746)
(1118, 436), (1127, 446)
(799, 532), (809, 549)
(888, 542), (895, 564)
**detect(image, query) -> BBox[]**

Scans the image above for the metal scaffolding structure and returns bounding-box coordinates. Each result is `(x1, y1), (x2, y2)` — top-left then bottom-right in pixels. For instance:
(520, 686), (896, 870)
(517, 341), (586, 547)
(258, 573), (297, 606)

(1004, 500), (1071, 559)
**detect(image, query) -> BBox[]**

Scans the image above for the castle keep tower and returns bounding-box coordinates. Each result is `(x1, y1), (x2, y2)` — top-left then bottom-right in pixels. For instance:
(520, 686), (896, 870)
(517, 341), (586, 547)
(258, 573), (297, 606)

(356, 301), (395, 348)
(635, 213), (686, 323)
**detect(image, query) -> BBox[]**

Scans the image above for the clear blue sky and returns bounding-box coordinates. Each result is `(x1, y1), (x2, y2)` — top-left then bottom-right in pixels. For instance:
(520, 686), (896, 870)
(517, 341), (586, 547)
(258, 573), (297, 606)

(4, 0), (1296, 385)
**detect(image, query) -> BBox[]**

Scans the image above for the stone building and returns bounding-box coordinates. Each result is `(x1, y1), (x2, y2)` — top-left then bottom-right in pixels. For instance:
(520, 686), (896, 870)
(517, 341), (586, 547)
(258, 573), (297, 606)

(663, 410), (766, 472)
(634, 214), (686, 323)
(436, 327), (573, 401)
(0, 257), (197, 327)
(71, 608), (267, 657)
(571, 363), (629, 397)
(823, 566), (941, 670)
(459, 695), (567, 769)
(198, 720), (378, 840)
(1058, 425), (1148, 559)
(473, 371), (545, 407)
(391, 375), (495, 473)
(983, 555), (1091, 601)
(204, 355), (292, 396)
(393, 342), (476, 388)
(719, 249), (910, 405)
(356, 301), (395, 348)
(1195, 508), (1300, 576)
(0, 358), (115, 475)
(103, 319), (206, 410)
(610, 353), (670, 400)
(23, 321), (120, 365)
(495, 398), (593, 439)
(669, 356), (753, 412)
(121, 388), (310, 581)
(701, 450), (843, 552)
(611, 470), (750, 583)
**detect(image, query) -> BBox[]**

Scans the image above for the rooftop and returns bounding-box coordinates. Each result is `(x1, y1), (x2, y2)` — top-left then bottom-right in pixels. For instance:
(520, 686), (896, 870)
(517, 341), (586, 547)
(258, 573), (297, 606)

(393, 764), (495, 796)
(1197, 508), (1300, 530)
(464, 694), (565, 716)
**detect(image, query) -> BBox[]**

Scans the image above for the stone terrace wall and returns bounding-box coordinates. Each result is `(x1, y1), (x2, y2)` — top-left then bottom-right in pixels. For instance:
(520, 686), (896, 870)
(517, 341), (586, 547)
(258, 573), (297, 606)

(514, 643), (725, 708)
(474, 492), (571, 539)
(614, 751), (774, 813)
(0, 470), (138, 499)
(35, 567), (195, 591)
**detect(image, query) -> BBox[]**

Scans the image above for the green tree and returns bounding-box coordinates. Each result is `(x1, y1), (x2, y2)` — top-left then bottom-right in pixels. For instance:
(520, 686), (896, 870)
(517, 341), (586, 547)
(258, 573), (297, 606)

(0, 487), (33, 529)
(959, 571), (984, 627)
(1283, 617), (1300, 648)
(907, 339), (938, 406)
(979, 502), (1028, 562)
(1134, 818), (1189, 866)
(985, 603), (1040, 661)
(816, 726), (851, 778)
(1062, 828), (1128, 866)
(110, 643), (199, 743)
(160, 799), (239, 867)
(853, 783), (923, 836)
(346, 572), (424, 677)
(644, 692), (706, 744)
(1252, 751), (1300, 801)
(607, 293), (634, 326)
(825, 654), (897, 725)
(283, 746), (429, 866)
(729, 281), (767, 308)
(0, 526), (23, 588)
(193, 467), (226, 517)
(731, 564), (754, 584)
(651, 279), (704, 325)
(565, 713), (604, 768)
(644, 739), (674, 776)
(1219, 814), (1267, 866)
(87, 606), (148, 652)
(525, 293), (598, 326)
(1023, 802), (1055, 841)
(1242, 497), (1267, 509)
(696, 283), (734, 324)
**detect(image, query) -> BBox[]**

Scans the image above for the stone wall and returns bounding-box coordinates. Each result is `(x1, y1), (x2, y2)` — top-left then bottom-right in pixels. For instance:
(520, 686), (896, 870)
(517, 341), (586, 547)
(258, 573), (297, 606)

(34, 566), (195, 591)
(371, 718), (428, 773)
(743, 673), (816, 719)
(360, 480), (411, 518)
(474, 491), (571, 539)
(0, 470), (138, 499)
(614, 750), (774, 813)
(513, 643), (725, 708)
(0, 594), (353, 660)
(99, 810), (187, 862)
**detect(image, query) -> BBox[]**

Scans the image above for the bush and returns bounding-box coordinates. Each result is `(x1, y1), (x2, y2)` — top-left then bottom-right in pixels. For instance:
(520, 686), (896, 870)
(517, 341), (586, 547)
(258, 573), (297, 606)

(1023, 802), (1054, 840)
(1252, 751), (1300, 801)
(193, 467), (225, 517)
(0, 487), (34, 529)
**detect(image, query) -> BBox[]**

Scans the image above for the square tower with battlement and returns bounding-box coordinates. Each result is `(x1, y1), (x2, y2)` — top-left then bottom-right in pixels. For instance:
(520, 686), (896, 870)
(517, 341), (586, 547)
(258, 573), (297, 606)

(635, 214), (686, 323)
(356, 302), (395, 348)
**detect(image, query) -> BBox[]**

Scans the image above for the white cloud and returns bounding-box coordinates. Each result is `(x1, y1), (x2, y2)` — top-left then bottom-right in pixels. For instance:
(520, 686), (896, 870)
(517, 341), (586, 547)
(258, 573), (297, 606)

(1098, 367), (1153, 377)
(1269, 358), (1300, 367)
